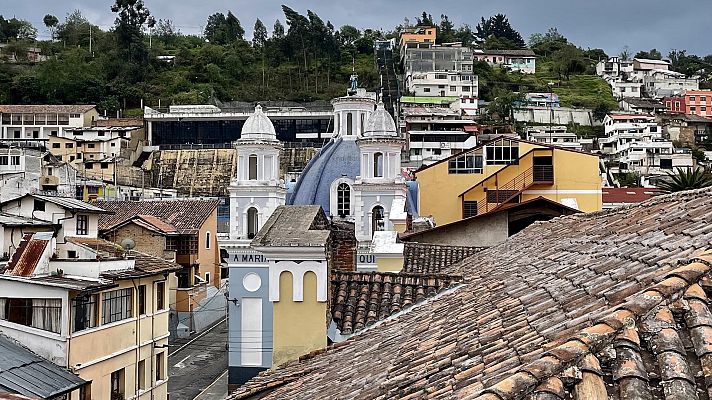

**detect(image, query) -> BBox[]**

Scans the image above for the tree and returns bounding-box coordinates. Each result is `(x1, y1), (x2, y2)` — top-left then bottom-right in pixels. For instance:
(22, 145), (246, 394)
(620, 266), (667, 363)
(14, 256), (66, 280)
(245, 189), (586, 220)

(619, 46), (630, 61)
(253, 19), (267, 48)
(552, 44), (587, 80)
(668, 50), (706, 77)
(224, 11), (245, 42)
(56, 10), (92, 47)
(111, 0), (155, 62)
(487, 89), (523, 122)
(0, 17), (37, 41)
(529, 28), (568, 56)
(437, 14), (456, 44)
(204, 11), (244, 45)
(155, 19), (179, 46)
(657, 167), (712, 192)
(617, 172), (641, 187)
(475, 14), (524, 48)
(338, 25), (360, 47)
(43, 14), (59, 40)
(416, 12), (434, 27)
(635, 48), (662, 60)
(273, 20), (285, 39)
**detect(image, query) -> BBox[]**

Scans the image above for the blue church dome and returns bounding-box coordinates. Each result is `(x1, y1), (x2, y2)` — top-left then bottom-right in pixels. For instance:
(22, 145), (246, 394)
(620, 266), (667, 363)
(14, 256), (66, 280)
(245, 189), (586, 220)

(288, 138), (360, 215)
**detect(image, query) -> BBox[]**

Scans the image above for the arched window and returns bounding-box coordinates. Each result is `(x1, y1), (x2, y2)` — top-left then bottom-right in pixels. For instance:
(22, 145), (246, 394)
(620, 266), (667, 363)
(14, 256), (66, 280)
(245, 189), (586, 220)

(247, 207), (259, 239)
(373, 152), (384, 178)
(347, 113), (353, 136)
(337, 183), (351, 217)
(248, 155), (258, 180)
(372, 206), (385, 237)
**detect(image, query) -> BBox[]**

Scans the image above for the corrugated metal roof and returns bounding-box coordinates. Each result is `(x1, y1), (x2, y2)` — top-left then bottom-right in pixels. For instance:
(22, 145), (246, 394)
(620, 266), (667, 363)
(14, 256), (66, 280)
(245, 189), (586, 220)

(99, 250), (182, 279)
(6, 234), (51, 277)
(32, 195), (110, 214)
(0, 335), (87, 399)
(0, 213), (53, 227)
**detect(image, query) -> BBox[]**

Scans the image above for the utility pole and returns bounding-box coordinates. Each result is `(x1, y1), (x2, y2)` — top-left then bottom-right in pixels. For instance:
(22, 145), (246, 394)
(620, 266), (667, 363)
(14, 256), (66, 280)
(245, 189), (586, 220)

(89, 25), (92, 56)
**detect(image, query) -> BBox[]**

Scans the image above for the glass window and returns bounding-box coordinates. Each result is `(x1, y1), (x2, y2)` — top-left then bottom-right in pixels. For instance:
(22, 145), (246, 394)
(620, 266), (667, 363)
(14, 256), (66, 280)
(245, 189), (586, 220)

(371, 206), (385, 237)
(110, 368), (124, 399)
(11, 114), (22, 125)
(138, 285), (146, 315)
(248, 155), (258, 180)
(58, 114), (69, 125)
(34, 113), (46, 124)
(138, 360), (146, 390)
(102, 288), (133, 324)
(156, 282), (165, 310)
(485, 139), (519, 165)
(448, 149), (483, 174)
(247, 207), (259, 239)
(337, 183), (350, 217)
(374, 152), (384, 177)
(463, 201), (478, 218)
(205, 231), (211, 249)
(156, 352), (165, 382)
(46, 114), (57, 124)
(347, 113), (353, 136)
(10, 156), (20, 166)
(34, 200), (45, 212)
(0, 156), (7, 165)
(76, 214), (88, 235)
(23, 114), (34, 125)
(0, 298), (62, 333)
(72, 295), (98, 332)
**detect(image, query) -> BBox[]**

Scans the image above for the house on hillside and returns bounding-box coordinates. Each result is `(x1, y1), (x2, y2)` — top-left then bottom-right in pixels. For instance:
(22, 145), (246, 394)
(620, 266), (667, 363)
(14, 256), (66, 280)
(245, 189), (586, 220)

(472, 49), (537, 74)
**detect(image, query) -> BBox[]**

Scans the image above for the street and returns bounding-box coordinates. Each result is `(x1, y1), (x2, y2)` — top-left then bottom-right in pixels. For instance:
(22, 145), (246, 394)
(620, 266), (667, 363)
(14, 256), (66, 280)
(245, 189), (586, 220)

(168, 319), (228, 400)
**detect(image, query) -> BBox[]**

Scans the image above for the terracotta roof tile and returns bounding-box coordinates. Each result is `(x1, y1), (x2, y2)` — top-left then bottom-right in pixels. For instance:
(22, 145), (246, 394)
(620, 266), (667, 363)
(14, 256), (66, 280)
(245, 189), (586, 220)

(96, 199), (218, 235)
(226, 187), (712, 400)
(402, 243), (484, 274)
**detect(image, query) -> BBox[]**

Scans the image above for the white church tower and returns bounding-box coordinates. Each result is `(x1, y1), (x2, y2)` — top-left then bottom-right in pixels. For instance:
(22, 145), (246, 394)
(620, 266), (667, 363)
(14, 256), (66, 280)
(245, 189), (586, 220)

(354, 101), (407, 242)
(228, 105), (286, 242)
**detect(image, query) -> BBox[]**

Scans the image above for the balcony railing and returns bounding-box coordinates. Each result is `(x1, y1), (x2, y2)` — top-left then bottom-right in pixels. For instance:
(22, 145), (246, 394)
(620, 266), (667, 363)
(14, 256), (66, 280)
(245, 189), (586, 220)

(533, 165), (554, 182)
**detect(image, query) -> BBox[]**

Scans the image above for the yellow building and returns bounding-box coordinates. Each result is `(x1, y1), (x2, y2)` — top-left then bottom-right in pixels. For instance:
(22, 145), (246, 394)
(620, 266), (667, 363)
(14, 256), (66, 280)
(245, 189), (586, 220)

(399, 26), (437, 49)
(415, 137), (602, 226)
(0, 234), (180, 400)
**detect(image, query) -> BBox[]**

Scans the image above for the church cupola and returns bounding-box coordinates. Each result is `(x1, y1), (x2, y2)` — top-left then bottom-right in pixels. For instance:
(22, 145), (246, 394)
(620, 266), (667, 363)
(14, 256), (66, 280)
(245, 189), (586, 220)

(357, 102), (404, 182)
(228, 104), (286, 241)
(330, 74), (376, 140)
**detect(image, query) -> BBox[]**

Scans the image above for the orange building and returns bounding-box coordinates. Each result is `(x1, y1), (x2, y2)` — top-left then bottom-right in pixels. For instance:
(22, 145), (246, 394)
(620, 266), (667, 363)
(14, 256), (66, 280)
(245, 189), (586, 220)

(683, 90), (712, 117)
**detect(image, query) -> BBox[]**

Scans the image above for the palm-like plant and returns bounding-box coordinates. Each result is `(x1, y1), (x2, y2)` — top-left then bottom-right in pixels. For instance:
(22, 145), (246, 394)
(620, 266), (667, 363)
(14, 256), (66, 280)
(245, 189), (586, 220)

(657, 167), (712, 192)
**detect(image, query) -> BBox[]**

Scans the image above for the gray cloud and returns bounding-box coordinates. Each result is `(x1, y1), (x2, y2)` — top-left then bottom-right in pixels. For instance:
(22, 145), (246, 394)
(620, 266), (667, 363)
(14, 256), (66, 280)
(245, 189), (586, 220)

(8, 0), (712, 56)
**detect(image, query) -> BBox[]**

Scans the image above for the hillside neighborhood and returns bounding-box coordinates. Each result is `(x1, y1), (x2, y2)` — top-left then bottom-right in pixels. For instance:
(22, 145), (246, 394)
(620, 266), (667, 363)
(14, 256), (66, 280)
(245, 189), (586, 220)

(1, 2), (712, 400)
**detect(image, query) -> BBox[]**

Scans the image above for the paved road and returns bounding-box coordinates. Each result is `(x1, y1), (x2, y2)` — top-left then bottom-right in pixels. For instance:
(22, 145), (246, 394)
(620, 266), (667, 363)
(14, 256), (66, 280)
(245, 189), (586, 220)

(168, 319), (228, 400)
(194, 371), (228, 400)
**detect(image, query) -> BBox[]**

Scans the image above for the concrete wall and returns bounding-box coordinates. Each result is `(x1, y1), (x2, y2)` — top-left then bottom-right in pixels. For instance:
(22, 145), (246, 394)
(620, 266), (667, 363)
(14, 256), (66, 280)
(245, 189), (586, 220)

(514, 107), (600, 126)
(408, 212), (509, 247)
(173, 284), (226, 337)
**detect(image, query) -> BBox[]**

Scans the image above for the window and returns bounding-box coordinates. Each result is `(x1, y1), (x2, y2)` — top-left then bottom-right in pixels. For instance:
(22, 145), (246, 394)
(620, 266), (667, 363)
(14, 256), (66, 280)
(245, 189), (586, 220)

(205, 231), (211, 249)
(0, 298), (62, 333)
(86, 163), (93, 169)
(65, 143), (73, 148)
(72, 295), (97, 332)
(76, 214), (88, 235)
(33, 200), (45, 212)
(690, 96), (696, 102)
(463, 201), (478, 218)
(87, 143), (95, 148)
(156, 282), (165, 310)
(450, 76), (457, 81)
(23, 114), (34, 125)
(138, 360), (146, 390)
(360, 113), (365, 135)
(102, 288), (133, 324)
(448, 150), (483, 174)
(485, 139), (520, 165)
(371, 206), (385, 236)
(52, 142), (61, 149)
(138, 285), (146, 315)
(0, 156), (6, 165)
(156, 352), (165, 382)
(337, 183), (351, 217)
(68, 250), (77, 258)
(110, 368), (124, 399)
(101, 162), (109, 169)
(373, 152), (384, 177)
(423, 88), (431, 93)
(435, 74), (447, 80)
(463, 86), (470, 92)
(701, 96), (707, 102)
(247, 207), (259, 239)
(660, 159), (673, 169)
(691, 107), (697, 112)
(10, 156), (19, 166)
(58, 114), (69, 125)
(248, 155), (258, 180)
(347, 113), (353, 136)
(70, 113), (81, 118)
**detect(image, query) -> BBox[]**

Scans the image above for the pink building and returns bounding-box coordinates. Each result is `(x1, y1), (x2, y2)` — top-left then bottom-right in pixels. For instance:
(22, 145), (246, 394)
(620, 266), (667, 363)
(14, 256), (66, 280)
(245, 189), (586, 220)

(685, 90), (712, 117)
(664, 96), (686, 114)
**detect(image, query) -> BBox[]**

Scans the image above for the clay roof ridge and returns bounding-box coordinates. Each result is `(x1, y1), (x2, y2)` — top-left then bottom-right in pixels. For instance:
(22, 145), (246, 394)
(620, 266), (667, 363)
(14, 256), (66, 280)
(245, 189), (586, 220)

(468, 253), (712, 400)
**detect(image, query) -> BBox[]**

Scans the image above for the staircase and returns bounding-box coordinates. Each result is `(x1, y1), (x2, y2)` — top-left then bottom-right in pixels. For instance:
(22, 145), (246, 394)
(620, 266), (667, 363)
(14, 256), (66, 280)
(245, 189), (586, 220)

(477, 167), (535, 215)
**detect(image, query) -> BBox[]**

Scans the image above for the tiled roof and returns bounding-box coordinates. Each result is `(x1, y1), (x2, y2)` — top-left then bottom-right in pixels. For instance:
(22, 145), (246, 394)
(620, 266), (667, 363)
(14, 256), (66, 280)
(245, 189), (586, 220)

(66, 237), (124, 258)
(402, 243), (485, 274)
(602, 188), (664, 204)
(0, 105), (96, 114)
(96, 199), (219, 235)
(226, 187), (712, 400)
(330, 271), (462, 335)
(252, 205), (331, 248)
(99, 250), (182, 279)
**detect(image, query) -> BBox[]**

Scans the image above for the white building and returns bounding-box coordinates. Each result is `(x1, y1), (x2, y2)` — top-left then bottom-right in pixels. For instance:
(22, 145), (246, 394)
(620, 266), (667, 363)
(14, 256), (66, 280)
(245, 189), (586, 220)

(472, 49), (537, 74)
(406, 71), (478, 99)
(596, 57), (634, 78)
(405, 117), (478, 163)
(643, 69), (699, 99)
(0, 105), (99, 145)
(526, 126), (583, 150)
(603, 114), (661, 136)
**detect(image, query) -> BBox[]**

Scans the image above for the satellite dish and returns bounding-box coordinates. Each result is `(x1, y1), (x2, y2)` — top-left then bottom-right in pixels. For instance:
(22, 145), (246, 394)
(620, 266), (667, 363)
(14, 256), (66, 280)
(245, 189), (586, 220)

(121, 238), (136, 251)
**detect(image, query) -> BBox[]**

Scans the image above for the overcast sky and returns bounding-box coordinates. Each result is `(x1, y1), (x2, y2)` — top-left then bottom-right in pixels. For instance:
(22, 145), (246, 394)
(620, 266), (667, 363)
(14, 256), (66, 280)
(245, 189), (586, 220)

(6, 0), (712, 56)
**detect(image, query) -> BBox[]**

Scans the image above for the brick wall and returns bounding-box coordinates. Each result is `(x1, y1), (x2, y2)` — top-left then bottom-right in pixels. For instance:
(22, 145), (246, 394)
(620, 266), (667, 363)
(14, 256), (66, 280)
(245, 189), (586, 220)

(330, 221), (356, 272)
(103, 223), (167, 258)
